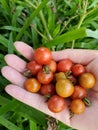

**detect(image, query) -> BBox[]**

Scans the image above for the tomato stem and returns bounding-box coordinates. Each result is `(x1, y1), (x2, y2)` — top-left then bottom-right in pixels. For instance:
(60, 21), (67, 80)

(82, 97), (91, 107)
(65, 71), (72, 78)
(43, 65), (50, 74)
(23, 70), (32, 77)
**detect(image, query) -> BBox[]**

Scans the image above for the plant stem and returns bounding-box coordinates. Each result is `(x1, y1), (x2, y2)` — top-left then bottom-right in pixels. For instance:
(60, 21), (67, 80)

(77, 0), (88, 29)
(71, 0), (88, 49)
(25, 0), (53, 41)
(30, 24), (48, 41)
(39, 10), (53, 40)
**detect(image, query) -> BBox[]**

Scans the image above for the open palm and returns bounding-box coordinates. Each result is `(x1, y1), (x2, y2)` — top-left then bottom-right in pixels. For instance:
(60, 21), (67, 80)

(1, 41), (98, 130)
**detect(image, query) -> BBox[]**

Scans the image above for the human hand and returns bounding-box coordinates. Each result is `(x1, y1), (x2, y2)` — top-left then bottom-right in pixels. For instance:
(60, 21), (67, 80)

(1, 41), (98, 130)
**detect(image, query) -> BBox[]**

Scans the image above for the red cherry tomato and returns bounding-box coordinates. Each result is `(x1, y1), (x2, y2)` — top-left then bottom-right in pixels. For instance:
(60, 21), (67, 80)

(26, 60), (42, 75)
(71, 63), (86, 76)
(34, 47), (52, 65)
(47, 60), (57, 73)
(37, 69), (54, 84)
(48, 95), (66, 113)
(40, 83), (55, 96)
(57, 59), (73, 72)
(69, 99), (86, 114)
(24, 78), (41, 93)
(71, 85), (87, 99)
(79, 72), (96, 89)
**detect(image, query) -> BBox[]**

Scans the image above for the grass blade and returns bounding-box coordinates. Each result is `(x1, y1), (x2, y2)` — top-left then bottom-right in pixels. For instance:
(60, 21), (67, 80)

(0, 100), (19, 115)
(15, 102), (47, 126)
(0, 35), (9, 47)
(8, 32), (14, 54)
(16, 0), (49, 40)
(0, 116), (21, 130)
(0, 0), (11, 16)
(0, 95), (10, 106)
(30, 120), (37, 130)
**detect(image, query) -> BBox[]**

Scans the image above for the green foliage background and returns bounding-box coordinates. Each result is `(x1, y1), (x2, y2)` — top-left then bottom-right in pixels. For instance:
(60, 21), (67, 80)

(0, 0), (98, 129)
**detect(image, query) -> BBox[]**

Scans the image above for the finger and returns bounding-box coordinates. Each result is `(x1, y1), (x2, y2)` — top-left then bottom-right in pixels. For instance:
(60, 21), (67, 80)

(1, 66), (27, 87)
(5, 84), (71, 126)
(14, 41), (34, 61)
(5, 54), (27, 73)
(52, 49), (98, 65)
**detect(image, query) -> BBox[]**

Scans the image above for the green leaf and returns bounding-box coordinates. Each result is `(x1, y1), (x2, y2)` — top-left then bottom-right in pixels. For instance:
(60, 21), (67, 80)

(45, 28), (87, 47)
(45, 28), (98, 48)
(86, 29), (98, 39)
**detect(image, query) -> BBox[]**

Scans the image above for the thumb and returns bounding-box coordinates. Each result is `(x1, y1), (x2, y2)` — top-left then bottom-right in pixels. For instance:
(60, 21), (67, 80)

(52, 49), (98, 65)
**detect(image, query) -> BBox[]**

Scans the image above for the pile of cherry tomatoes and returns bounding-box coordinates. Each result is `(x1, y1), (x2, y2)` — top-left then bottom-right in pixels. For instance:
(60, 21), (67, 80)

(24, 47), (96, 115)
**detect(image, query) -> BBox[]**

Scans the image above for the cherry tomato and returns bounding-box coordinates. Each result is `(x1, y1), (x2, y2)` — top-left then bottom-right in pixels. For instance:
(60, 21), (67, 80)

(79, 72), (96, 89)
(56, 79), (74, 98)
(71, 85), (87, 99)
(47, 60), (57, 73)
(55, 72), (66, 81)
(71, 63), (86, 76)
(69, 99), (85, 114)
(40, 83), (55, 96)
(37, 69), (54, 84)
(24, 78), (41, 93)
(34, 47), (52, 65)
(26, 60), (42, 75)
(57, 59), (73, 72)
(48, 95), (66, 113)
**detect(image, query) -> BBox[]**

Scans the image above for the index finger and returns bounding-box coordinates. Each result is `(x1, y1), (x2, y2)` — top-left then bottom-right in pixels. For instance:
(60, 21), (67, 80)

(14, 41), (34, 61)
(14, 41), (98, 65)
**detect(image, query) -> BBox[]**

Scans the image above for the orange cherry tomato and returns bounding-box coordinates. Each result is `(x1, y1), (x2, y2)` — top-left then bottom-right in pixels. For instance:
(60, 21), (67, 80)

(57, 59), (73, 72)
(69, 99), (86, 114)
(24, 78), (41, 93)
(79, 72), (96, 89)
(34, 47), (52, 65)
(56, 79), (74, 98)
(71, 85), (87, 99)
(48, 95), (66, 113)
(55, 72), (66, 81)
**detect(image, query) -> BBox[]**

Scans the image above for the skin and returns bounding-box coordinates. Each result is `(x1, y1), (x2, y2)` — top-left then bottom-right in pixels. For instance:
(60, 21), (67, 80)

(1, 41), (98, 130)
